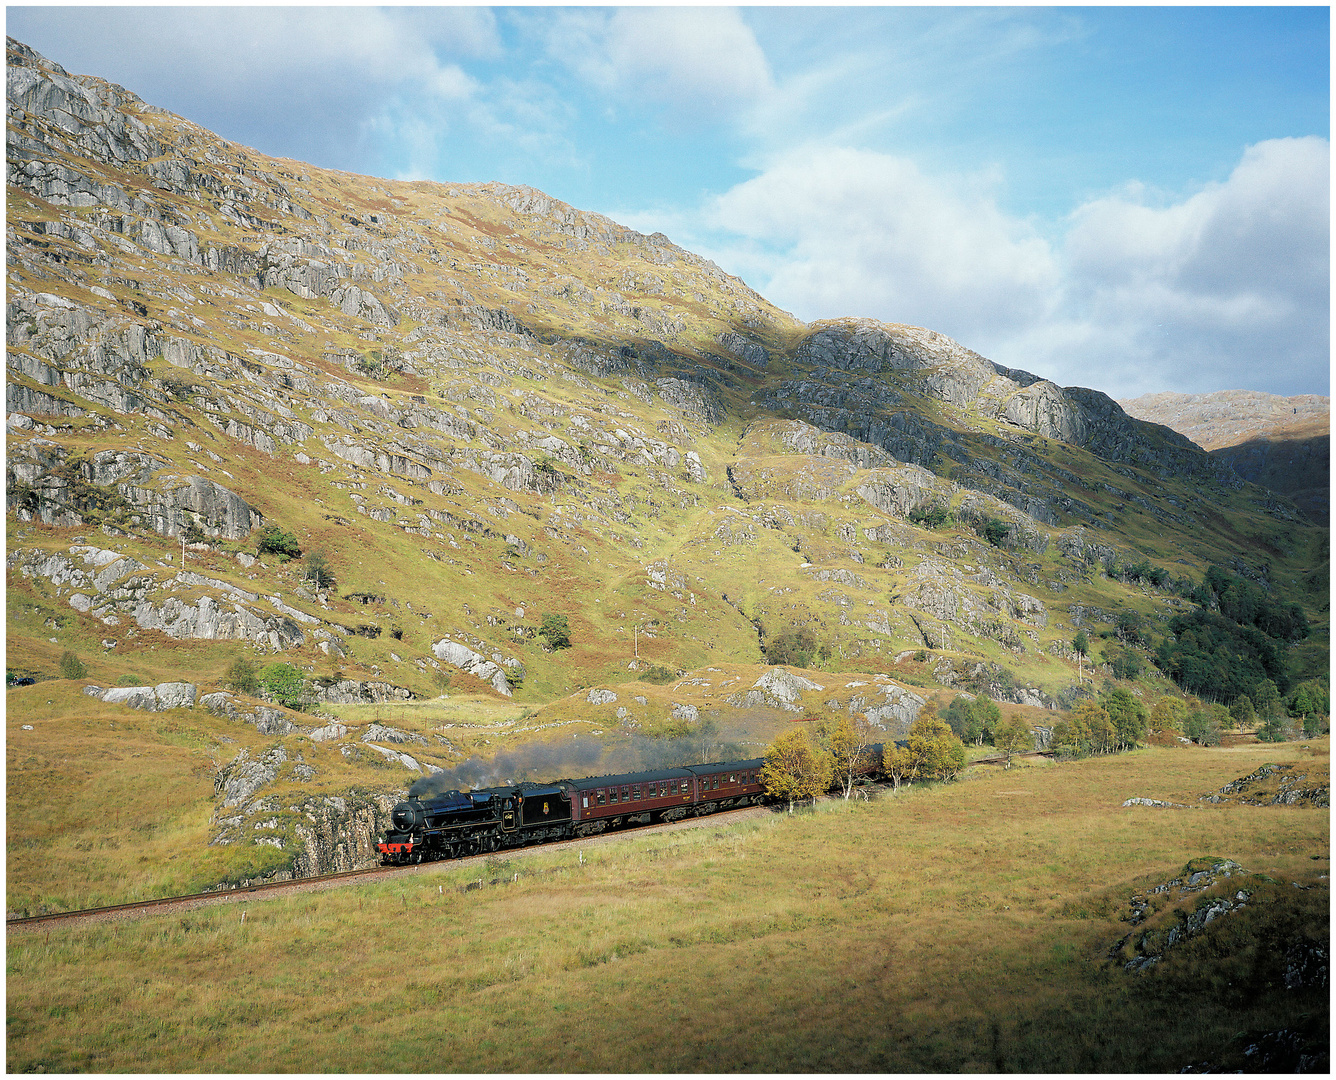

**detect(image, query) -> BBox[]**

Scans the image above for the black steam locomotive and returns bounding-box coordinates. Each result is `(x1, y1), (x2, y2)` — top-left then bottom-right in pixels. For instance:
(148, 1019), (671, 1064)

(378, 747), (885, 864)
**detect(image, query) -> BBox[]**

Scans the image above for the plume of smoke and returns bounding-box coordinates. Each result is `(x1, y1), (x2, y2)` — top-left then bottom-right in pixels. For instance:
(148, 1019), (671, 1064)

(408, 715), (765, 799)
(412, 739), (605, 796)
(621, 732), (750, 772)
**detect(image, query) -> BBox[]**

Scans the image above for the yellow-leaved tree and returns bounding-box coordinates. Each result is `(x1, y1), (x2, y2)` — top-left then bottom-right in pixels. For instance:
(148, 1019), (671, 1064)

(760, 726), (832, 813)
(906, 704), (967, 782)
(828, 715), (877, 799)
(992, 714), (1033, 769)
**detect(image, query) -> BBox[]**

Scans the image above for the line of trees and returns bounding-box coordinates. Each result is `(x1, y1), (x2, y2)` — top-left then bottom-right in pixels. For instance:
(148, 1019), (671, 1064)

(1050, 688), (1147, 757)
(759, 705), (970, 811)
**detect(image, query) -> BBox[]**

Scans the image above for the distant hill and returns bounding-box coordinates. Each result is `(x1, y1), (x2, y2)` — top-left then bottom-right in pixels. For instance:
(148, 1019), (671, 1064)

(1119, 391), (1329, 524)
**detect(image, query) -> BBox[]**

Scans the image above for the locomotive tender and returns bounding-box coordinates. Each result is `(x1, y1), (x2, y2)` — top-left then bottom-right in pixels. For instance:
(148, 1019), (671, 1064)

(378, 746), (885, 864)
(379, 758), (768, 864)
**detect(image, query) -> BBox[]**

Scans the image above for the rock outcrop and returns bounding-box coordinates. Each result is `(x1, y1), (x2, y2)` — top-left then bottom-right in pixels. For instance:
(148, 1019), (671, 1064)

(84, 680), (198, 711)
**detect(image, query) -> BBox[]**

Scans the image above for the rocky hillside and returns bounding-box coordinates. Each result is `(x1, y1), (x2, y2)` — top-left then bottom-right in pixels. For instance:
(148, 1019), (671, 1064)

(1120, 391), (1329, 523)
(6, 38), (1328, 897)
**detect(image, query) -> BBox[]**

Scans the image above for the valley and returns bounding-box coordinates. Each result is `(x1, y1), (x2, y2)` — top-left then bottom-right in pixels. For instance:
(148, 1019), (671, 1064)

(4, 36), (1329, 1072)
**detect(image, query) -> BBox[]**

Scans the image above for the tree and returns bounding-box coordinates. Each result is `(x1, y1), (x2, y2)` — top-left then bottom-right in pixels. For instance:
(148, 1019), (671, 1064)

(303, 551), (337, 591)
(257, 661), (308, 710)
(226, 655), (259, 695)
(906, 705), (967, 782)
(883, 743), (911, 790)
(255, 525), (301, 561)
(1107, 646), (1143, 681)
(1060, 700), (1114, 755)
(1252, 678), (1281, 718)
(993, 715), (1032, 769)
(539, 612), (571, 650)
(944, 694), (1000, 746)
(1073, 630), (1089, 682)
(766, 627), (820, 668)
(1115, 609), (1148, 646)
(1228, 694), (1256, 732)
(1103, 687), (1148, 750)
(1150, 696), (1186, 734)
(829, 715), (876, 799)
(58, 650), (87, 680)
(1258, 712), (1296, 743)
(981, 518), (1011, 547)
(1287, 680), (1329, 737)
(1185, 707), (1224, 746)
(760, 727), (832, 812)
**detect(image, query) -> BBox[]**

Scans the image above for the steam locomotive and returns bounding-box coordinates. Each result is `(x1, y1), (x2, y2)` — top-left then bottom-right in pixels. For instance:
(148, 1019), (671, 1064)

(378, 747), (884, 864)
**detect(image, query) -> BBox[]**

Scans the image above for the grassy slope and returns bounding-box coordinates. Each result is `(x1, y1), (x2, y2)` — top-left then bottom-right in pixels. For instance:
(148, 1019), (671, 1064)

(5, 45), (1329, 931)
(7, 741), (1327, 1073)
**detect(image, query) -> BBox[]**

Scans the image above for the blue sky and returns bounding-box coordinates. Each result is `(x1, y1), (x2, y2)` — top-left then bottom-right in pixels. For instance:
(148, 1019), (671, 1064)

(7, 5), (1330, 399)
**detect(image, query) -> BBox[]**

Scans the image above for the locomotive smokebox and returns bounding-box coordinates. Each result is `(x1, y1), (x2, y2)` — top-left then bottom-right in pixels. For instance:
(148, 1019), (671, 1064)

(390, 800), (424, 832)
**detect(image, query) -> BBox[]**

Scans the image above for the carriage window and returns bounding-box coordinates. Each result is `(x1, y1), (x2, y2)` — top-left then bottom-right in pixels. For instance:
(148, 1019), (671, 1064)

(729, 774), (736, 783)
(632, 785), (641, 801)
(622, 786), (630, 801)
(680, 780), (689, 794)
(713, 776), (719, 789)
(609, 788), (618, 803)
(597, 791), (605, 806)
(583, 797), (589, 809)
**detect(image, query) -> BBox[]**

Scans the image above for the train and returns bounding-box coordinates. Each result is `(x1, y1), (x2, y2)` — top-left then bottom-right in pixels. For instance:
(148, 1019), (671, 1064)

(378, 746), (885, 864)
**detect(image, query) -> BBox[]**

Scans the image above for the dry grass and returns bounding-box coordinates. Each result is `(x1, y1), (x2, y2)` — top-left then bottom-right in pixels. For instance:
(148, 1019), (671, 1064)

(8, 741), (1327, 1072)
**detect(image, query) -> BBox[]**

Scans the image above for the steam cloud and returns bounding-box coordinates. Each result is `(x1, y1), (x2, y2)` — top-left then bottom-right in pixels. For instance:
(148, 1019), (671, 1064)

(408, 739), (605, 797)
(406, 717), (760, 800)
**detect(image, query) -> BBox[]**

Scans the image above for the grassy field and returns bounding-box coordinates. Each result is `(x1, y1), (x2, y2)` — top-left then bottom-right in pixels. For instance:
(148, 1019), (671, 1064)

(8, 740), (1327, 1073)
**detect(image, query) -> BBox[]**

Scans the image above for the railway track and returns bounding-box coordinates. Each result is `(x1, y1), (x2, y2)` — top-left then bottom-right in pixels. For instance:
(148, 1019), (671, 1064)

(6, 803), (777, 934)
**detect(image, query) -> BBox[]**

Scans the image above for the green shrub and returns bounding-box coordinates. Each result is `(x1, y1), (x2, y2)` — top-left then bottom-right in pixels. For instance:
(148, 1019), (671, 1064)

(257, 662), (307, 710)
(765, 627), (831, 669)
(226, 656), (259, 695)
(256, 526), (301, 561)
(907, 504), (951, 529)
(981, 518), (1011, 547)
(58, 651), (87, 680)
(1185, 708), (1223, 746)
(640, 665), (677, 685)
(538, 613), (571, 650)
(303, 551), (336, 590)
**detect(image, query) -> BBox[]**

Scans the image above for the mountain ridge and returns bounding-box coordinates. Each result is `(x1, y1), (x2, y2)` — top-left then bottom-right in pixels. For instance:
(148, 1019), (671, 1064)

(1119, 390), (1329, 524)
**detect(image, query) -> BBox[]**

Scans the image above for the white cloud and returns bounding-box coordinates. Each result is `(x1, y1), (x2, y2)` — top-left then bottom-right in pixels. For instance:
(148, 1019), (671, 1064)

(675, 138), (1327, 399)
(550, 7), (773, 120)
(1022, 136), (1330, 396)
(697, 145), (1059, 347)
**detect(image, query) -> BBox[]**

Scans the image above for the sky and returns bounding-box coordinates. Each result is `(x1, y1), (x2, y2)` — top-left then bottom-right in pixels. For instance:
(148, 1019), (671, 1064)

(7, 5), (1330, 400)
